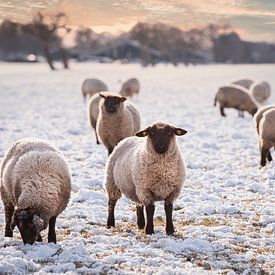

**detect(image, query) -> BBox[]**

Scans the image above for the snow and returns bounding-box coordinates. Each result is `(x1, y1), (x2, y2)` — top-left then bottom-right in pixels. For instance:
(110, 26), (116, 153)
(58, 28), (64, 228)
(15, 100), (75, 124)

(0, 62), (274, 274)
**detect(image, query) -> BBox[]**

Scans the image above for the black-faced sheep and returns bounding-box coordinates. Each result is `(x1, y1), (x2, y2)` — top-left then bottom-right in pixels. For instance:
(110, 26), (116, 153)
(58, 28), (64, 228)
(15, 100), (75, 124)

(0, 138), (71, 244)
(104, 121), (187, 235)
(96, 92), (140, 155)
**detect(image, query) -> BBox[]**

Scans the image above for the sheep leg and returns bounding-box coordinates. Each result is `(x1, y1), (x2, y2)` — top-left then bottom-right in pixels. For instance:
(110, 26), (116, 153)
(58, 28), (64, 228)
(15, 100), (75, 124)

(48, 216), (57, 243)
(145, 204), (155, 234)
(164, 201), (175, 235)
(36, 234), (43, 242)
(136, 205), (145, 229)
(4, 204), (14, 237)
(220, 106), (226, 117)
(260, 146), (267, 167)
(95, 131), (100, 145)
(267, 149), (273, 162)
(107, 199), (117, 228)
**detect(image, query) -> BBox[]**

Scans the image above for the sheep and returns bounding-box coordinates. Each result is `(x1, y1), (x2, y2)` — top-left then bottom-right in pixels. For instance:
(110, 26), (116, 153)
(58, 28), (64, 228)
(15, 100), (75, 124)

(96, 92), (141, 155)
(254, 105), (275, 165)
(104, 121), (187, 235)
(82, 78), (108, 102)
(232, 79), (254, 89)
(0, 138), (71, 244)
(249, 81), (271, 104)
(214, 85), (258, 117)
(258, 109), (275, 166)
(119, 78), (140, 98)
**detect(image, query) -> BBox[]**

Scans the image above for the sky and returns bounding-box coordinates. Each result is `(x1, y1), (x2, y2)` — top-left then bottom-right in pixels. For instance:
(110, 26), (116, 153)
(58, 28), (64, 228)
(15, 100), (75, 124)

(1, 0), (275, 42)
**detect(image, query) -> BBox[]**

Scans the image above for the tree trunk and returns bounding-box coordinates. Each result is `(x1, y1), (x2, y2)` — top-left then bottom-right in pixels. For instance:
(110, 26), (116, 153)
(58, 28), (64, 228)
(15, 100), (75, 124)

(43, 43), (55, 70)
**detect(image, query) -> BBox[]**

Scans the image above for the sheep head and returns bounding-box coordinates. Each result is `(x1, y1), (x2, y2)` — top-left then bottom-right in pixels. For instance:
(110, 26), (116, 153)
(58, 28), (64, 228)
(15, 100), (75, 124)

(99, 93), (126, 113)
(11, 208), (46, 244)
(136, 122), (187, 154)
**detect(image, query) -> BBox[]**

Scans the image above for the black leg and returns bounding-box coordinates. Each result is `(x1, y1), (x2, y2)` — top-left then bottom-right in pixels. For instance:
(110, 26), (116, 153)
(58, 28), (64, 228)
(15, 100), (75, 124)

(36, 234), (43, 242)
(107, 199), (117, 228)
(95, 131), (100, 145)
(48, 216), (57, 243)
(220, 106), (226, 117)
(260, 146), (267, 167)
(108, 148), (113, 155)
(164, 201), (175, 235)
(136, 205), (145, 229)
(267, 149), (273, 162)
(145, 204), (155, 234)
(4, 205), (14, 237)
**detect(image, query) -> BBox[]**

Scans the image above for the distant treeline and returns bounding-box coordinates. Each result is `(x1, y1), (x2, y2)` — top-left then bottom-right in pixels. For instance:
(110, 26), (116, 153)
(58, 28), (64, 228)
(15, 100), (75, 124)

(1, 15), (275, 69)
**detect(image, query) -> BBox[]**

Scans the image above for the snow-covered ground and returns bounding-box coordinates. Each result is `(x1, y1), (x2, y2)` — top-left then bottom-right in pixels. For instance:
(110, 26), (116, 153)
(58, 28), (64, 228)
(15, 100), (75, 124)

(0, 62), (274, 274)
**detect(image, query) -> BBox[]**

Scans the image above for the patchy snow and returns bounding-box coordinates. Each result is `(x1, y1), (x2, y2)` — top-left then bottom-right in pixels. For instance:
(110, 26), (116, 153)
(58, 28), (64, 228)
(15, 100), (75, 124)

(0, 62), (274, 274)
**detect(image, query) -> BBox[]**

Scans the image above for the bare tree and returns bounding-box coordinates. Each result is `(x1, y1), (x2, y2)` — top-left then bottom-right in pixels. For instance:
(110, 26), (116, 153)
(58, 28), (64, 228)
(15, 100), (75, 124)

(25, 12), (70, 70)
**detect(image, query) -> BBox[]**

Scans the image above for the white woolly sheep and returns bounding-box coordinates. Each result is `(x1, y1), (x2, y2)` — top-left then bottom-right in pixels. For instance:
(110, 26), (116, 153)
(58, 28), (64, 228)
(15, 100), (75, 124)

(96, 92), (141, 155)
(0, 138), (71, 244)
(104, 121), (187, 235)
(257, 108), (275, 166)
(232, 79), (254, 89)
(82, 78), (108, 102)
(214, 85), (258, 117)
(249, 81), (271, 104)
(119, 78), (140, 97)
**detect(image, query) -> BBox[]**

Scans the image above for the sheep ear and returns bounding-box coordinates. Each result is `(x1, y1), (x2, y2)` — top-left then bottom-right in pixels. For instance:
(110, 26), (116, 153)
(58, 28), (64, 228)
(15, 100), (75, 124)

(136, 127), (150, 137)
(120, 97), (127, 102)
(99, 93), (106, 99)
(174, 128), (187, 136)
(33, 215), (46, 232)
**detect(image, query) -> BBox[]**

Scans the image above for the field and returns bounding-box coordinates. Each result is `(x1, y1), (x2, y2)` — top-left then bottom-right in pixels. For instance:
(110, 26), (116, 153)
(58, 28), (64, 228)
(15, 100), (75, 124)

(0, 62), (274, 274)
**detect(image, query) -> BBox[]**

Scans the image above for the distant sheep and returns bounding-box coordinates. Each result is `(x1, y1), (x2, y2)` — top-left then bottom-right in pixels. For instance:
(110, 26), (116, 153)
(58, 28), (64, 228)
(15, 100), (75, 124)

(104, 121), (187, 235)
(0, 138), (71, 244)
(258, 109), (275, 166)
(232, 79), (254, 89)
(249, 81), (271, 104)
(82, 78), (108, 102)
(119, 78), (140, 97)
(214, 85), (258, 117)
(97, 92), (140, 155)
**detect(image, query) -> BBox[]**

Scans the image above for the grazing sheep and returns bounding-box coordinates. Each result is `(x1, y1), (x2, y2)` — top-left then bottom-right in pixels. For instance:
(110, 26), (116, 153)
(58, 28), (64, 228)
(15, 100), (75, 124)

(0, 138), (71, 244)
(232, 79), (254, 89)
(82, 78), (108, 102)
(119, 78), (140, 97)
(96, 92), (140, 155)
(250, 81), (271, 104)
(258, 109), (275, 166)
(104, 121), (187, 235)
(214, 85), (258, 117)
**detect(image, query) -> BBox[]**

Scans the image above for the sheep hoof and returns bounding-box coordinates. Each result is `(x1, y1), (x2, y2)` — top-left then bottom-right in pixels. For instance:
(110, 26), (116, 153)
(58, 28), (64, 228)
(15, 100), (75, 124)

(5, 230), (13, 238)
(145, 227), (154, 235)
(36, 234), (43, 242)
(166, 229), (175, 235)
(107, 219), (115, 228)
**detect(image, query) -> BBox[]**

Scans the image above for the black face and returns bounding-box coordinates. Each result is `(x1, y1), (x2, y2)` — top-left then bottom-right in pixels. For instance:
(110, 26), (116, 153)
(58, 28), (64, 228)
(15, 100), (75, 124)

(101, 95), (126, 113)
(12, 208), (40, 244)
(136, 124), (187, 154)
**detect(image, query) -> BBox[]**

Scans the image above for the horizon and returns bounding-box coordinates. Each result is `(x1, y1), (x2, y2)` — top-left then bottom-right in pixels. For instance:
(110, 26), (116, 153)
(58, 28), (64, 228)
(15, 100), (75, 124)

(1, 0), (275, 43)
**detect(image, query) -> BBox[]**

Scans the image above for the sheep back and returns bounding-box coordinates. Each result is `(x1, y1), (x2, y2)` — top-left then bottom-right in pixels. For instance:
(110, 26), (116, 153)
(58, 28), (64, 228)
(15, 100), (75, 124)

(82, 78), (108, 99)
(254, 105), (275, 134)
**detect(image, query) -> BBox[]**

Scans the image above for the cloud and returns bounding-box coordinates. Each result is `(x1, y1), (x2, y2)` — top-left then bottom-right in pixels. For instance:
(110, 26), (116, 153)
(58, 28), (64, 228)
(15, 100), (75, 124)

(1, 0), (275, 41)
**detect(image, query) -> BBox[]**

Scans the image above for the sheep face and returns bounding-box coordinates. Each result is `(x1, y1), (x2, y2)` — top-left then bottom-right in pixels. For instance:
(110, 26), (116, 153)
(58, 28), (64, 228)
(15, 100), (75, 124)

(100, 93), (126, 113)
(11, 208), (46, 244)
(136, 123), (187, 154)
